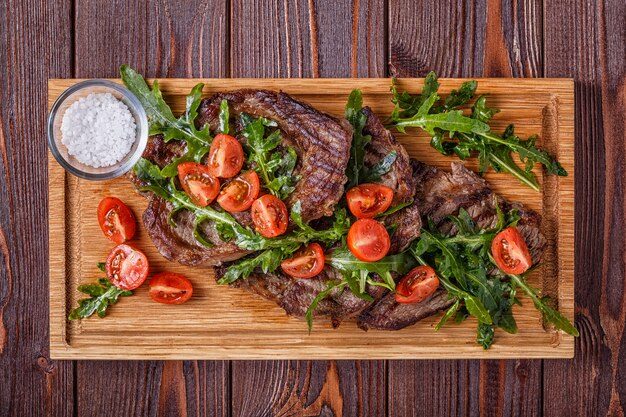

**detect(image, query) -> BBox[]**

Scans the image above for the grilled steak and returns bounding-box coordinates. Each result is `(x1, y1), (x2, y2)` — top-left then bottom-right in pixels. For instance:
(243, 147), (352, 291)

(356, 161), (546, 331)
(216, 108), (419, 326)
(130, 90), (353, 267)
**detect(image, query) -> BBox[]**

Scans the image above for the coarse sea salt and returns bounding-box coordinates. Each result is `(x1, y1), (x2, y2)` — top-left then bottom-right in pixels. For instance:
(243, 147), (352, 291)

(60, 93), (136, 168)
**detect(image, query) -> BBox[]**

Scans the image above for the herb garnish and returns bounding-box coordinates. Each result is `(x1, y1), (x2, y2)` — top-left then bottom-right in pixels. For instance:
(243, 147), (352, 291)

(68, 263), (132, 320)
(389, 72), (567, 191)
(345, 90), (397, 188)
(242, 114), (300, 200)
(218, 202), (350, 284)
(305, 244), (416, 331)
(121, 65), (212, 177)
(410, 204), (577, 348)
(134, 159), (349, 283)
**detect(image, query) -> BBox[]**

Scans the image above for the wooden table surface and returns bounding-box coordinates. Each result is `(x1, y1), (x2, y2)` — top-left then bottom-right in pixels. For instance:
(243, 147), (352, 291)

(0, 0), (624, 416)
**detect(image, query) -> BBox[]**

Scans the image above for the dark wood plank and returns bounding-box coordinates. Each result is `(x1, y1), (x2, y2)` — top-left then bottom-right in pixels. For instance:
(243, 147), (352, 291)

(388, 1), (543, 415)
(231, 0), (386, 78)
(543, 0), (626, 415)
(0, 1), (74, 416)
(232, 361), (385, 417)
(229, 0), (387, 415)
(72, 1), (230, 416)
(74, 0), (229, 78)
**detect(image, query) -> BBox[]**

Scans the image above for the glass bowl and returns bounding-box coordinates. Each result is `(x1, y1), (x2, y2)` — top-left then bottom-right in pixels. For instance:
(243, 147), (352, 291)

(47, 79), (148, 180)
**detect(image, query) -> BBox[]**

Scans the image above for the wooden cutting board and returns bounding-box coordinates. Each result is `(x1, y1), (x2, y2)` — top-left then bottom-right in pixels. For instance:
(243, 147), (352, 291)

(48, 78), (574, 359)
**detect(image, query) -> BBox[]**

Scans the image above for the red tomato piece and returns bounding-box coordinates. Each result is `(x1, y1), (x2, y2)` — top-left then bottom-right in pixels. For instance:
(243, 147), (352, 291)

(105, 244), (149, 290)
(177, 162), (220, 207)
(217, 171), (260, 212)
(347, 218), (390, 262)
(491, 227), (533, 274)
(346, 183), (394, 218)
(148, 272), (194, 305)
(251, 194), (289, 238)
(281, 243), (325, 279)
(395, 266), (440, 304)
(97, 197), (137, 244)
(207, 134), (245, 178)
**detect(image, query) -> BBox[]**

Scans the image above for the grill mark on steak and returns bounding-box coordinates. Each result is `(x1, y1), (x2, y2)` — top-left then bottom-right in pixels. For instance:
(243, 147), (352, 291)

(129, 90), (352, 266)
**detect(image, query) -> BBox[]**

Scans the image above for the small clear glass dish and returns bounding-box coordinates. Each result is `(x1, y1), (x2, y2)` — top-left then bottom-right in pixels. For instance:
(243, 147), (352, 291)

(47, 79), (148, 180)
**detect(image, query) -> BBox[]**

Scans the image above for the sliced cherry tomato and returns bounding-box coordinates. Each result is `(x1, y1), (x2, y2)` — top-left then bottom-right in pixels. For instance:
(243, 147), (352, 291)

(491, 227), (533, 274)
(346, 183), (394, 218)
(251, 194), (289, 238)
(97, 197), (136, 244)
(148, 272), (193, 305)
(217, 171), (260, 212)
(207, 134), (245, 178)
(177, 162), (220, 207)
(281, 243), (325, 278)
(105, 244), (149, 290)
(395, 266), (440, 304)
(347, 218), (390, 262)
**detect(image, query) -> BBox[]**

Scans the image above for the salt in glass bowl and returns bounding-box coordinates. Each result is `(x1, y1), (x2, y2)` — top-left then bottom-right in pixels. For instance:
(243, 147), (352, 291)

(47, 79), (148, 180)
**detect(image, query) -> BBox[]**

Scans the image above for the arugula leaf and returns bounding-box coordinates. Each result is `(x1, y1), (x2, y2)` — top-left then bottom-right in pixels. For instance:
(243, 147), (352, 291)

(69, 276), (132, 320)
(120, 65), (211, 177)
(361, 151), (398, 183)
(436, 299), (460, 331)
(389, 72), (567, 191)
(508, 273), (579, 336)
(391, 73), (440, 118)
(243, 114), (300, 200)
(219, 99), (229, 134)
(345, 90), (372, 188)
(218, 247), (295, 284)
(305, 281), (348, 332)
(345, 90), (398, 188)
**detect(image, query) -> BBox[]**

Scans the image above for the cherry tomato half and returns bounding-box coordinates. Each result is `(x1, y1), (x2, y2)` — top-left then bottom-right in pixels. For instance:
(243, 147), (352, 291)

(251, 194), (289, 238)
(177, 162), (220, 207)
(97, 197), (137, 244)
(217, 171), (260, 212)
(491, 227), (533, 275)
(281, 243), (325, 279)
(207, 134), (245, 178)
(346, 183), (394, 218)
(105, 244), (149, 290)
(148, 272), (193, 305)
(395, 266), (440, 304)
(347, 218), (390, 262)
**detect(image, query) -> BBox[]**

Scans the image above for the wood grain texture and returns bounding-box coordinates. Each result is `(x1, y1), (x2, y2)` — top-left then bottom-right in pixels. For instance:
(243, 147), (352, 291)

(0, 1), (74, 416)
(230, 0), (386, 78)
(232, 361), (385, 416)
(74, 0), (228, 78)
(387, 1), (545, 415)
(543, 1), (626, 416)
(387, 359), (540, 417)
(71, 1), (230, 417)
(48, 77), (575, 361)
